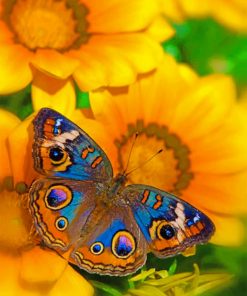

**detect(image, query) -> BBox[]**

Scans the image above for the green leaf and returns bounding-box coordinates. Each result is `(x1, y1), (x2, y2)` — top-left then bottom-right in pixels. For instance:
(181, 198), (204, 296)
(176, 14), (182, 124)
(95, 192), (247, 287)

(168, 259), (177, 275)
(91, 280), (122, 296)
(162, 18), (247, 90)
(75, 84), (90, 108)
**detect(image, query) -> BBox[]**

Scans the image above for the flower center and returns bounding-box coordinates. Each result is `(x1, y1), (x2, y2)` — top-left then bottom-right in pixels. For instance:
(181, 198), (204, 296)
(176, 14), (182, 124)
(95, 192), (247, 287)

(3, 0), (88, 50)
(114, 120), (193, 194)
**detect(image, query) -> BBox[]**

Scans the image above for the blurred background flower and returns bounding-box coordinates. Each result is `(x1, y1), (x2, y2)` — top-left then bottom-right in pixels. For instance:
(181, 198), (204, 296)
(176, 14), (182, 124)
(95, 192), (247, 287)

(161, 0), (247, 33)
(0, 0), (173, 100)
(82, 54), (247, 247)
(0, 1), (247, 296)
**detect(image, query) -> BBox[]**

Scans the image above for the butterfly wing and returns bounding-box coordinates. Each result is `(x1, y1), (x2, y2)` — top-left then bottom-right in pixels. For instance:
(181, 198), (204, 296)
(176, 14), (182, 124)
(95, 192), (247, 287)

(123, 185), (215, 258)
(29, 178), (97, 251)
(32, 108), (113, 181)
(70, 204), (147, 276)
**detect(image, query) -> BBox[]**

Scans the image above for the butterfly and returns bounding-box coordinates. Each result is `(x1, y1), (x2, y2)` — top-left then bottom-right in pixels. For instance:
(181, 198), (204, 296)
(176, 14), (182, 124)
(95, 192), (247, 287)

(29, 108), (215, 276)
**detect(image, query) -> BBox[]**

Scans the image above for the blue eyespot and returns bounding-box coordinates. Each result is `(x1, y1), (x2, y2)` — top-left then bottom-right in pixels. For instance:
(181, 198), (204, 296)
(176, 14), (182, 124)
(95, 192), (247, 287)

(47, 188), (67, 208)
(45, 185), (72, 210)
(49, 147), (65, 162)
(159, 224), (175, 240)
(115, 236), (133, 256)
(90, 242), (104, 255)
(55, 217), (68, 231)
(57, 219), (65, 229)
(112, 231), (135, 259)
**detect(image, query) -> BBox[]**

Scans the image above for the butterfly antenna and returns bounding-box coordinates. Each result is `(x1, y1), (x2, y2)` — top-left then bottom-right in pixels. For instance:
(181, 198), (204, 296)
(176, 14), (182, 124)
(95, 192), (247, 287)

(123, 132), (139, 174)
(126, 149), (163, 177)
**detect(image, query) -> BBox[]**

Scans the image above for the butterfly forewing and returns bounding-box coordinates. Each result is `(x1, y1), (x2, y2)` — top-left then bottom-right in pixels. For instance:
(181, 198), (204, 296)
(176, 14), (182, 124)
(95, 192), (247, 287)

(123, 184), (215, 258)
(33, 108), (113, 182)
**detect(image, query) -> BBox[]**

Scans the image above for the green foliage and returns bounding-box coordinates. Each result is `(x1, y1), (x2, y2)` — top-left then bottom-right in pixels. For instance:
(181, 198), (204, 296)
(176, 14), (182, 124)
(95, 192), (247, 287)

(0, 85), (32, 119)
(163, 18), (247, 90)
(76, 83), (90, 108)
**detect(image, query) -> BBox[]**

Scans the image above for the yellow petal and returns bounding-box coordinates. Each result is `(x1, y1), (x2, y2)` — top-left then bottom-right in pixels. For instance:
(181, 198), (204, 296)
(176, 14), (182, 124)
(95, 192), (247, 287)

(31, 49), (79, 79)
(0, 252), (22, 295)
(90, 54), (188, 126)
(32, 72), (76, 117)
(206, 212), (245, 246)
(145, 16), (175, 42)
(87, 0), (159, 33)
(90, 88), (129, 137)
(190, 105), (247, 174)
(170, 74), (236, 141)
(48, 264), (94, 296)
(177, 63), (199, 86)
(212, 0), (247, 32)
(0, 45), (33, 94)
(7, 114), (38, 186)
(182, 170), (247, 215)
(71, 43), (135, 91)
(20, 247), (67, 284)
(92, 34), (163, 73)
(71, 33), (163, 91)
(182, 246), (196, 257)
(0, 109), (21, 180)
(161, 0), (185, 21)
(178, 0), (211, 16)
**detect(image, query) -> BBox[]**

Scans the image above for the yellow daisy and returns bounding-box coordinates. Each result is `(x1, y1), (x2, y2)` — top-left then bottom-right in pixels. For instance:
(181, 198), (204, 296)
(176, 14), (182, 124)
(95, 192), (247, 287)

(81, 54), (247, 246)
(0, 105), (93, 295)
(0, 0), (174, 98)
(161, 0), (247, 32)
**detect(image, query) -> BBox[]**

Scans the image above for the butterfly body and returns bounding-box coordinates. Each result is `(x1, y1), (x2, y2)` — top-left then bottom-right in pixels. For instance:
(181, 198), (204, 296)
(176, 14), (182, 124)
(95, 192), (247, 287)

(29, 108), (215, 276)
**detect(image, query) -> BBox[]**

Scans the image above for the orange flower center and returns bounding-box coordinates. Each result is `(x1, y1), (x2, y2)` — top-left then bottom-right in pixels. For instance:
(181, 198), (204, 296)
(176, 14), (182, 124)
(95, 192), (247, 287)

(115, 121), (193, 193)
(3, 0), (88, 50)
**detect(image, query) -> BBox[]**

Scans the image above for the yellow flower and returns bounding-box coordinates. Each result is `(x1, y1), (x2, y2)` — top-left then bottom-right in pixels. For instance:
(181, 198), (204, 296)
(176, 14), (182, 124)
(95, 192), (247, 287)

(92, 265), (233, 296)
(0, 104), (93, 295)
(161, 0), (247, 33)
(125, 265), (232, 296)
(0, 0), (174, 98)
(81, 53), (247, 246)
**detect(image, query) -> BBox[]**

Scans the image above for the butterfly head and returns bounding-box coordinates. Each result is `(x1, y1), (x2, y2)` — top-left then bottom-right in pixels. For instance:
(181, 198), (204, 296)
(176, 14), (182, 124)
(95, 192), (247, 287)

(114, 173), (128, 186)
(107, 173), (128, 197)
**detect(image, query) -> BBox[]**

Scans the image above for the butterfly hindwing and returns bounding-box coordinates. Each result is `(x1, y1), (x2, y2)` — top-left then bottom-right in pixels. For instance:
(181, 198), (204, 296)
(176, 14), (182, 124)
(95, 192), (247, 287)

(124, 185), (215, 258)
(29, 178), (97, 251)
(70, 204), (147, 276)
(33, 108), (113, 181)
